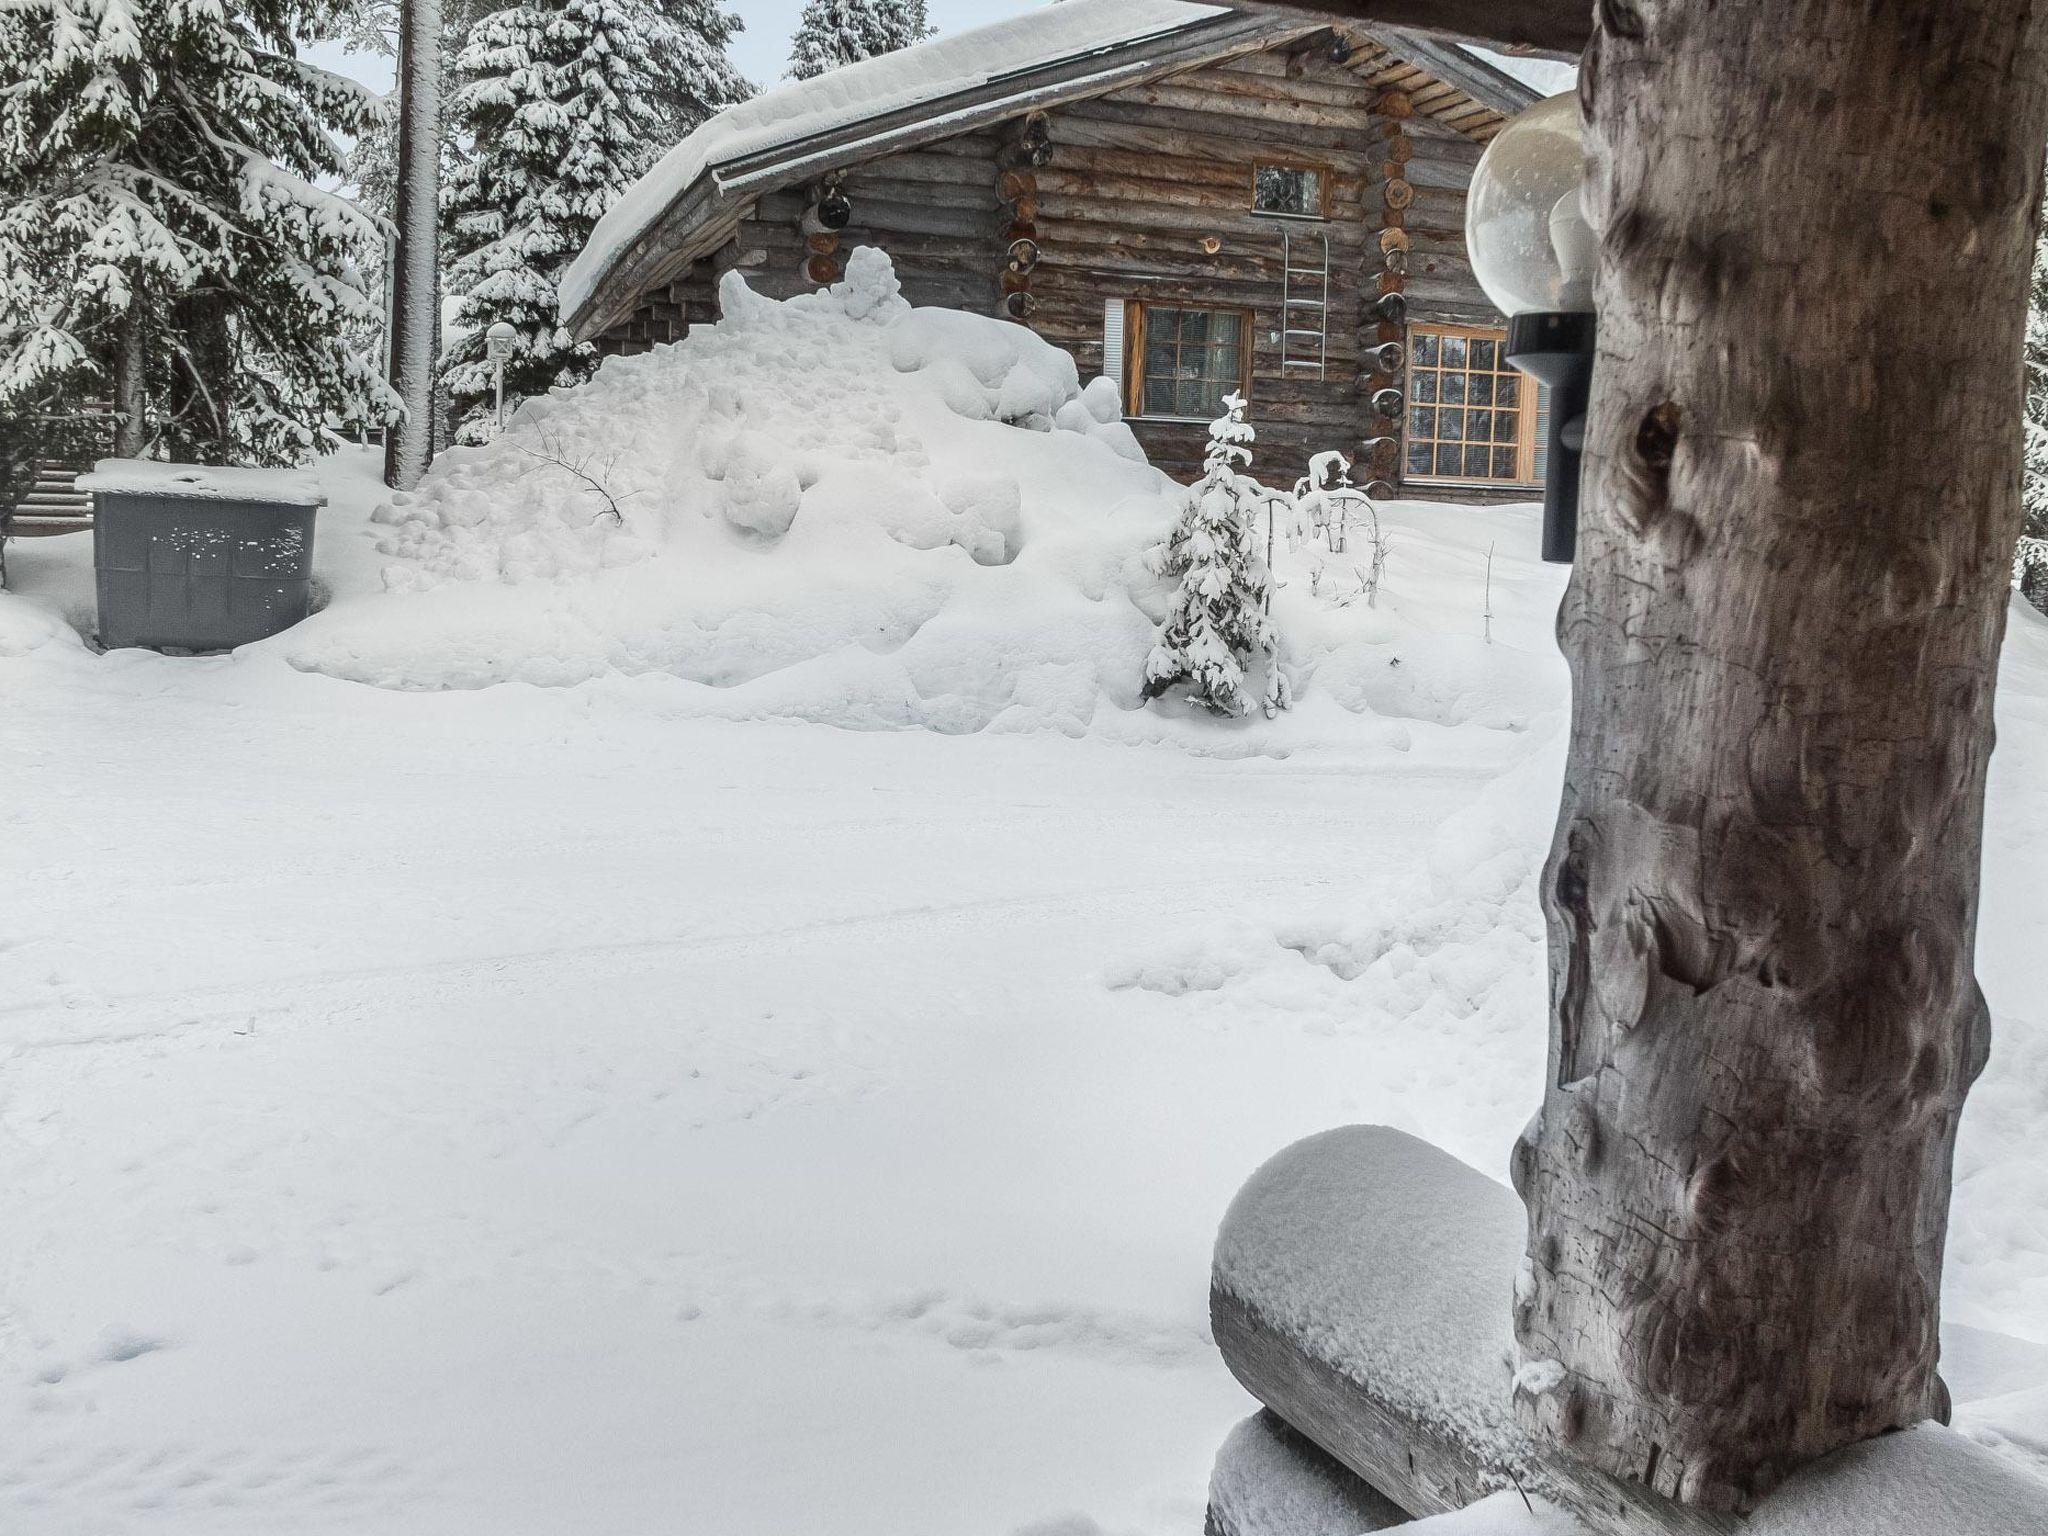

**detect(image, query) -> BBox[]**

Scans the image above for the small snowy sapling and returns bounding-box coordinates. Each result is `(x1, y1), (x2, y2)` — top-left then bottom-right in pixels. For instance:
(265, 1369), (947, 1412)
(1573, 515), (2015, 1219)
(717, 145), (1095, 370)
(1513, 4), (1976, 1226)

(1143, 393), (1289, 717)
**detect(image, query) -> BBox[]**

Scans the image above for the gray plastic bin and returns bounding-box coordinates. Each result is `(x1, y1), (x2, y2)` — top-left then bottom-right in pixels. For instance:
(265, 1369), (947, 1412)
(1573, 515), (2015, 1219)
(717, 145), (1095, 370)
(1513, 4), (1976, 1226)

(81, 459), (325, 651)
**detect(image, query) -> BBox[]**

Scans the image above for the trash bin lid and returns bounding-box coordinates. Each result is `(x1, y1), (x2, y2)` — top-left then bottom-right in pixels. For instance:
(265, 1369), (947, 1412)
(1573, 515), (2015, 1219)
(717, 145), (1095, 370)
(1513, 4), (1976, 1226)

(77, 458), (326, 509)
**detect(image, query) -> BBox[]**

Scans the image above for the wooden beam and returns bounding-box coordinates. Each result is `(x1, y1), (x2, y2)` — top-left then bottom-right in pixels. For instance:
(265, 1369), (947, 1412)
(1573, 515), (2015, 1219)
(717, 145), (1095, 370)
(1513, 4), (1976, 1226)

(1367, 25), (1545, 112)
(1224, 1), (1590, 54)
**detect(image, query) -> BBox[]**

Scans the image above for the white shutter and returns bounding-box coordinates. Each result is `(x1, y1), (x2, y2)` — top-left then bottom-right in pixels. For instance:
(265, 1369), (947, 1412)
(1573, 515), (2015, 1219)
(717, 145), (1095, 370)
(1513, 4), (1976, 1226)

(1102, 299), (1126, 394)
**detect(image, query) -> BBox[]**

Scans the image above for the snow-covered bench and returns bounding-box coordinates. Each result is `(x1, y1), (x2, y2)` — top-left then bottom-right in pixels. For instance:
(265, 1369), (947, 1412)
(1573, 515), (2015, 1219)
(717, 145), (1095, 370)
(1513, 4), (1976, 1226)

(1208, 1126), (2048, 1536)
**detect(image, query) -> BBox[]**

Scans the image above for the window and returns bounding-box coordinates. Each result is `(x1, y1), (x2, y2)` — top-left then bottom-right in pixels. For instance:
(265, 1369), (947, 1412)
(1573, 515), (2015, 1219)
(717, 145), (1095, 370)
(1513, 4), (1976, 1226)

(1127, 303), (1253, 421)
(1252, 163), (1328, 219)
(1404, 323), (1544, 485)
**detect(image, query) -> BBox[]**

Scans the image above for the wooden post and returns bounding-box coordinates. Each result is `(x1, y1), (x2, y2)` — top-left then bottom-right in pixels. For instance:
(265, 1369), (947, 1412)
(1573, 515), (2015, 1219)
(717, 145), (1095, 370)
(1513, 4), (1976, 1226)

(384, 0), (441, 491)
(1512, 0), (2048, 1510)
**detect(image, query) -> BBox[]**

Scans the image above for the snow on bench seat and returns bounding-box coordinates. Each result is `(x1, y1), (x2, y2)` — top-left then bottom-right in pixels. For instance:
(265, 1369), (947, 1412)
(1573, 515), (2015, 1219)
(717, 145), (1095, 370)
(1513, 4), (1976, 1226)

(1210, 1125), (2048, 1536)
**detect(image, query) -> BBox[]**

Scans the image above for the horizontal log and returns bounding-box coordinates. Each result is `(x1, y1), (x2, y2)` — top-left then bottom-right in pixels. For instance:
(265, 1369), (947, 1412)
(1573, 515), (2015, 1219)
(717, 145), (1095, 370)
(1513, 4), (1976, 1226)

(1038, 164), (1369, 209)
(1059, 96), (1379, 159)
(1047, 113), (1378, 173)
(837, 174), (1003, 211)
(1212, 1126), (1744, 1535)
(1206, 1411), (1410, 1536)
(1122, 69), (1376, 118)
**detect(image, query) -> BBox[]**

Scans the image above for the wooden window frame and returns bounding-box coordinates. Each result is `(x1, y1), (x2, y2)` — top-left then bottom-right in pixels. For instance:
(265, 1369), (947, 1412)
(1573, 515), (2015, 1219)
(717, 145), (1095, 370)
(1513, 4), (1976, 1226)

(1249, 159), (1334, 221)
(1124, 300), (1257, 424)
(1401, 321), (1542, 488)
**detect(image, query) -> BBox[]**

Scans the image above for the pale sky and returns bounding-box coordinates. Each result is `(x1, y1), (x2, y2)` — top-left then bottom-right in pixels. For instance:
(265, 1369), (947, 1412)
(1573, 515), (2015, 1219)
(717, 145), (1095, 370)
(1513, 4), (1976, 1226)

(308, 1), (1047, 98)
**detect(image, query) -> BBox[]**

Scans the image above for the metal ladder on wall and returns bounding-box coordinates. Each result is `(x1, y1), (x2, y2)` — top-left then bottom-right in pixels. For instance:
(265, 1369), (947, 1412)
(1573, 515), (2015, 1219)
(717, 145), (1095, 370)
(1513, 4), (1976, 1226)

(1281, 225), (1330, 380)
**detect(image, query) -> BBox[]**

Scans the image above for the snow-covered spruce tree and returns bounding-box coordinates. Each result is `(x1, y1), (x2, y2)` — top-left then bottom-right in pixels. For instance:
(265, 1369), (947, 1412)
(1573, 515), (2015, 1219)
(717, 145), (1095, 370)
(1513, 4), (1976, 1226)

(1142, 393), (1289, 717)
(786, 0), (930, 81)
(2020, 212), (2048, 612)
(0, 1), (395, 465)
(638, 0), (752, 146)
(439, 0), (746, 442)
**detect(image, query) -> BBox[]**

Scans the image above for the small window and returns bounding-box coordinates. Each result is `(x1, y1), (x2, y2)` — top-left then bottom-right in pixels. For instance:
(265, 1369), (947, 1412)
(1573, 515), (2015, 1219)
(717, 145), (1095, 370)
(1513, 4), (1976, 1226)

(1404, 322), (1546, 486)
(1253, 163), (1327, 219)
(1127, 302), (1252, 421)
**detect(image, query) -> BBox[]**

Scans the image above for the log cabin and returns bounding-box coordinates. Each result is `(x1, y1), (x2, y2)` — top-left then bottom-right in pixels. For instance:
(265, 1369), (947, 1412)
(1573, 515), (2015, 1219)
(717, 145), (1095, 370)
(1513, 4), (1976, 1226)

(559, 0), (1560, 497)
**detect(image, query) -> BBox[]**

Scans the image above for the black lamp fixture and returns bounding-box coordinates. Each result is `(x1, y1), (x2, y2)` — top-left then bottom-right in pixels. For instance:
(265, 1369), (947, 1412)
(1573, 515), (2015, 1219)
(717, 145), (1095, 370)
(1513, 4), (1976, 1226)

(1464, 93), (1597, 564)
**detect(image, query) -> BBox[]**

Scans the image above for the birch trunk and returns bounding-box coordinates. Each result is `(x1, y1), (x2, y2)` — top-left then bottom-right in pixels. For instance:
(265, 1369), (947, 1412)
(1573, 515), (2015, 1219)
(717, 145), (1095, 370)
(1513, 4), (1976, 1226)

(1512, 0), (2048, 1511)
(384, 0), (442, 491)
(112, 289), (146, 459)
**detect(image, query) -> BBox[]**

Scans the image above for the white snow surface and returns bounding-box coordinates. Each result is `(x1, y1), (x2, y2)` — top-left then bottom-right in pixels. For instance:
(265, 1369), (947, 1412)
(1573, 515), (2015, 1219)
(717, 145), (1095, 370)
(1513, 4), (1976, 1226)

(3, 362), (2048, 1530)
(560, 0), (1228, 320)
(76, 459), (327, 507)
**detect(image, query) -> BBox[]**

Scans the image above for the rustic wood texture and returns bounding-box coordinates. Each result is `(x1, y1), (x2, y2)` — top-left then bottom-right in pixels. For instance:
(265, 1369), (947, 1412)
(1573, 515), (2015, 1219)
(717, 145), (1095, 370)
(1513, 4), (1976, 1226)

(1225, 1), (1589, 54)
(1516, 0), (2048, 1511)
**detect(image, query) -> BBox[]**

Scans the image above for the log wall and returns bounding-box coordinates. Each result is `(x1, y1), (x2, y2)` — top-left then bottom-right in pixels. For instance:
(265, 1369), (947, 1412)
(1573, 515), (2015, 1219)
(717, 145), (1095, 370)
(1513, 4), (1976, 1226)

(595, 133), (1006, 353)
(1030, 45), (1500, 485)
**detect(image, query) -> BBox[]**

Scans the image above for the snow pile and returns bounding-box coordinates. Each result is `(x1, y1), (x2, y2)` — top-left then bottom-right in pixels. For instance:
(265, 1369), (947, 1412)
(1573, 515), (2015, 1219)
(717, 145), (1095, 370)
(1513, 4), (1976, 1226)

(284, 250), (1168, 732)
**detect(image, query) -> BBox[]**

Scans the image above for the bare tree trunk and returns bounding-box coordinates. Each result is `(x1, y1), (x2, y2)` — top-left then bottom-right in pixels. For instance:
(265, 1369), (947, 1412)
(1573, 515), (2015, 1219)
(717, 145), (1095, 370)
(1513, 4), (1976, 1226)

(384, 0), (442, 491)
(1511, 0), (2048, 1511)
(112, 288), (147, 459)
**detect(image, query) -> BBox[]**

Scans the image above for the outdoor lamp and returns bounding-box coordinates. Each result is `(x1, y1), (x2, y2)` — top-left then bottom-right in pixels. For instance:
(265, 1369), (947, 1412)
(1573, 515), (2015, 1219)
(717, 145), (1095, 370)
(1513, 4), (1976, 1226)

(1465, 91), (1596, 564)
(484, 321), (517, 434)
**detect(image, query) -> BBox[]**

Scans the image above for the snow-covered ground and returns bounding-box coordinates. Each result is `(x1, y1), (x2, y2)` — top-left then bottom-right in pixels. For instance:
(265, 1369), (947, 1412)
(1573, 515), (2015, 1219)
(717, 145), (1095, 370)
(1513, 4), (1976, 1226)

(4, 267), (2046, 1532)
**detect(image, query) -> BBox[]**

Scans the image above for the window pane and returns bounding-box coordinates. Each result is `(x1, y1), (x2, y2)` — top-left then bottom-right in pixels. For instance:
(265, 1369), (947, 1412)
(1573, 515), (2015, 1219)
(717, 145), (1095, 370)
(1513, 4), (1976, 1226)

(1408, 405), (1436, 438)
(1471, 338), (1496, 370)
(1493, 447), (1518, 479)
(1178, 379), (1207, 417)
(1408, 442), (1433, 474)
(1441, 372), (1467, 404)
(1497, 411), (1522, 443)
(1466, 445), (1494, 478)
(1469, 374), (1493, 405)
(1468, 410), (1493, 443)
(1496, 374), (1519, 408)
(1412, 330), (1438, 367)
(1180, 309), (1212, 347)
(1413, 371), (1438, 403)
(1255, 165), (1320, 216)
(1442, 335), (1467, 368)
(1439, 408), (1464, 442)
(1434, 445), (1463, 476)
(1143, 378), (1174, 416)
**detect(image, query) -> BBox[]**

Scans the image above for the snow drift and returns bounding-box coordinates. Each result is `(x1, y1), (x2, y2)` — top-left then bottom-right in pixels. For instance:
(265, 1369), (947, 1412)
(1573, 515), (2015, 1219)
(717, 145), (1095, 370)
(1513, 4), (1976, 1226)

(281, 249), (1563, 742)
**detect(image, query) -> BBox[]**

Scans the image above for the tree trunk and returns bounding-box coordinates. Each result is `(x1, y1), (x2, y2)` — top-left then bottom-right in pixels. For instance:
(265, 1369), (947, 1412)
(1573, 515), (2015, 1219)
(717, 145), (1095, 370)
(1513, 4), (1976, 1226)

(1511, 0), (2048, 1512)
(165, 288), (231, 462)
(384, 0), (442, 491)
(112, 287), (147, 459)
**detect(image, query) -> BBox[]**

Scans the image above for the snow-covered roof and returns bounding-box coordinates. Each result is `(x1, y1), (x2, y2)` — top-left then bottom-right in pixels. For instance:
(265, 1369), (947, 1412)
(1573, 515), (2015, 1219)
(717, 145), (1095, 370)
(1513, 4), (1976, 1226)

(561, 1), (1244, 328)
(79, 459), (327, 508)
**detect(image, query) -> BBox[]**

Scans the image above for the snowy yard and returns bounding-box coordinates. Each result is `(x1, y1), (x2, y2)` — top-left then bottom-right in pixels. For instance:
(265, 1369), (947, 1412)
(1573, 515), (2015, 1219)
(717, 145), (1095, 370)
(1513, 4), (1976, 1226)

(5, 267), (2048, 1532)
